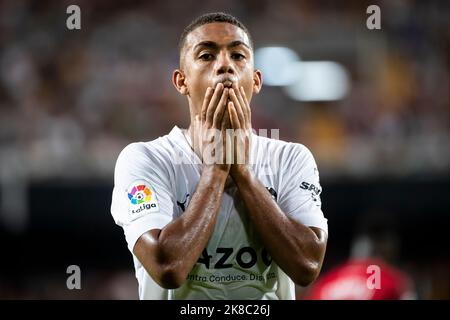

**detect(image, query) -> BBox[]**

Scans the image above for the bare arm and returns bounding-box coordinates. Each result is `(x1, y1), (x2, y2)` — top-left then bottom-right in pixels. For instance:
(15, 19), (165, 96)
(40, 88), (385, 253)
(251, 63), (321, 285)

(227, 84), (327, 286)
(133, 83), (231, 289)
(231, 167), (327, 286)
(133, 165), (228, 289)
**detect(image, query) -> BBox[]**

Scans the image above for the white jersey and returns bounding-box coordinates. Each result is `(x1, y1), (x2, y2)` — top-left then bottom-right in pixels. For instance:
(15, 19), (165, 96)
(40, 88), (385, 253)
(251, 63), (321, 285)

(111, 126), (328, 300)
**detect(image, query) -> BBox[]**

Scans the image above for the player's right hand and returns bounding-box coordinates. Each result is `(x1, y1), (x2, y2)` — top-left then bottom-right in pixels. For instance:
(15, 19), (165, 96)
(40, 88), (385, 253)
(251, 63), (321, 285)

(192, 83), (231, 169)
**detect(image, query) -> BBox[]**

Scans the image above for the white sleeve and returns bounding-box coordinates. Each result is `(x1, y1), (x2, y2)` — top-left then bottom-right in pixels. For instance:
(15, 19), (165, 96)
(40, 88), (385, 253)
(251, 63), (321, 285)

(277, 144), (328, 234)
(110, 142), (177, 252)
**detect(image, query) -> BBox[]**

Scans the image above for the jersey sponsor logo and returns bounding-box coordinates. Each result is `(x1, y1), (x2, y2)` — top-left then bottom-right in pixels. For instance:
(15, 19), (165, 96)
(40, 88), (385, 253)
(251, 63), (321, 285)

(186, 271), (277, 283)
(300, 181), (322, 204)
(128, 184), (152, 205)
(300, 181), (321, 195)
(177, 193), (190, 212)
(197, 247), (272, 270)
(265, 187), (278, 201)
(186, 271), (276, 283)
(126, 180), (159, 219)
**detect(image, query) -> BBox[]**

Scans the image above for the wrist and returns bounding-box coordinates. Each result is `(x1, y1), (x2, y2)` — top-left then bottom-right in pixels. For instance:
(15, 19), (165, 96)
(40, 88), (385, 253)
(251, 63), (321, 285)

(202, 164), (230, 181)
(230, 164), (253, 183)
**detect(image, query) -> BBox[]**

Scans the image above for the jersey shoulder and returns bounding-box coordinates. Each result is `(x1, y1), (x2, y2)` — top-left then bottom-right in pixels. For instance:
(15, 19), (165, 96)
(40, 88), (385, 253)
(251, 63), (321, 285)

(114, 133), (176, 177)
(118, 132), (173, 158)
(253, 134), (315, 165)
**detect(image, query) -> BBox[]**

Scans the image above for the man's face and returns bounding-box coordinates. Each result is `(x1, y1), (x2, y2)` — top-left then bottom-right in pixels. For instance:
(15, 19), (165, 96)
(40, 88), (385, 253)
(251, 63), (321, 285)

(178, 22), (260, 114)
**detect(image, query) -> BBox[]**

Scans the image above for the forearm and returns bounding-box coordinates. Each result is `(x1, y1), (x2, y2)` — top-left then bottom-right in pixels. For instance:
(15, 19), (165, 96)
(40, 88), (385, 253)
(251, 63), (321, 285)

(231, 166), (326, 286)
(155, 165), (228, 279)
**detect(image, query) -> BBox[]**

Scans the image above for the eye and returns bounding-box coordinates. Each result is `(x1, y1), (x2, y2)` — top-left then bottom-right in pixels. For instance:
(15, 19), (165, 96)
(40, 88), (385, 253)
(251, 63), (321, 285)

(199, 53), (214, 61)
(231, 53), (245, 60)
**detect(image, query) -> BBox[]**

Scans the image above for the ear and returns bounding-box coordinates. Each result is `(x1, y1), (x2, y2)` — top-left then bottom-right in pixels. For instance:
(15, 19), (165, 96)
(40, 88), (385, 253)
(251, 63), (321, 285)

(253, 69), (263, 94)
(172, 69), (189, 95)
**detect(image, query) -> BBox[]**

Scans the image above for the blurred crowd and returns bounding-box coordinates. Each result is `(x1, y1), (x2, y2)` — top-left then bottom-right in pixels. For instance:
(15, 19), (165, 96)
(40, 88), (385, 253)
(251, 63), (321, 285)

(0, 0), (449, 300)
(0, 0), (449, 181)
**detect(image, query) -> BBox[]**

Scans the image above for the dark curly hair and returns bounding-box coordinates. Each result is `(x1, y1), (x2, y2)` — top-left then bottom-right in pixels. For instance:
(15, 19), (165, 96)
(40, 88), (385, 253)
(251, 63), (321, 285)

(178, 12), (253, 55)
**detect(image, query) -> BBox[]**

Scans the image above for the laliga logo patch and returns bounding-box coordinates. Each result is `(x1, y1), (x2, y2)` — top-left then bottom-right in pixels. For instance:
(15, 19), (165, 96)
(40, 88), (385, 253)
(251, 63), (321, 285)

(128, 184), (152, 205)
(127, 180), (159, 219)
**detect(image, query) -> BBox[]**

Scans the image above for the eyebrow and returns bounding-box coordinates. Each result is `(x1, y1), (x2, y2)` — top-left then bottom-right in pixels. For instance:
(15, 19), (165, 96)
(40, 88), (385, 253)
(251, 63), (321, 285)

(193, 40), (251, 51)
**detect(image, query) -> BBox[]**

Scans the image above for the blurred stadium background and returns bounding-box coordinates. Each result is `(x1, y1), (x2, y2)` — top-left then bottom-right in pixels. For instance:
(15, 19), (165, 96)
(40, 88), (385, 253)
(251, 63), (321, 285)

(0, 0), (449, 299)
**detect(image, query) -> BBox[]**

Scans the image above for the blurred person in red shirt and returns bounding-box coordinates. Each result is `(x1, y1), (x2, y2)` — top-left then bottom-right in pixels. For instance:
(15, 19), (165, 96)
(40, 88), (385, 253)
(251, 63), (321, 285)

(303, 211), (416, 300)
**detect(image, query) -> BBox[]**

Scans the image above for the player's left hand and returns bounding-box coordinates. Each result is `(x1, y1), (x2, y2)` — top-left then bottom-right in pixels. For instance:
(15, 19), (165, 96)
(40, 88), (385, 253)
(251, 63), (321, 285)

(228, 83), (252, 178)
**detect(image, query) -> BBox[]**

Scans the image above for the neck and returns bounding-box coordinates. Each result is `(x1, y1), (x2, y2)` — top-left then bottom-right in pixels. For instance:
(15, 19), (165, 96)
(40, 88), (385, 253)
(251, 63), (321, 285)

(186, 121), (195, 145)
(184, 120), (200, 158)
(187, 99), (197, 140)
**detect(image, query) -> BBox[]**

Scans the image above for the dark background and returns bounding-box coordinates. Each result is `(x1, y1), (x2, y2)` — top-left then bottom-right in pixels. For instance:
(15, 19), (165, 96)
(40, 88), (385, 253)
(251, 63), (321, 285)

(0, 0), (449, 299)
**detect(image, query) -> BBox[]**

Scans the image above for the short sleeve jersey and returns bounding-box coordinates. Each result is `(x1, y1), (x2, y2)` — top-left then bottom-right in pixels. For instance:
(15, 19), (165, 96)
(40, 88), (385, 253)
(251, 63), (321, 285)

(111, 126), (328, 299)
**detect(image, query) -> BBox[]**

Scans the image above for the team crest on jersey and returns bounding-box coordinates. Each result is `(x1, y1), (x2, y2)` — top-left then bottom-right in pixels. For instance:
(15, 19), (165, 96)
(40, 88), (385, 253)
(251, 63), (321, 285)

(126, 180), (159, 220)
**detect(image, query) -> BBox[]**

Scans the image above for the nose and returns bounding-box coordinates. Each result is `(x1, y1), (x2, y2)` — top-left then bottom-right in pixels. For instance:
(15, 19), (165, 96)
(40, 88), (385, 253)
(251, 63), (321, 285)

(216, 51), (235, 75)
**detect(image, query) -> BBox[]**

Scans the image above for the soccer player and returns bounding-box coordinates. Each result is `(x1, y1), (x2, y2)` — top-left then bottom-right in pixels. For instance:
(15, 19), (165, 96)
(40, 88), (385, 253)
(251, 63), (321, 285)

(111, 12), (328, 299)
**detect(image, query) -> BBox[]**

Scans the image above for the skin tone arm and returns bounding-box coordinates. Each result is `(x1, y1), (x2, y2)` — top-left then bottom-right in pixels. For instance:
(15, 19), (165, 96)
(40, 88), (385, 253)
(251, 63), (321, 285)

(227, 84), (328, 286)
(133, 84), (231, 289)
